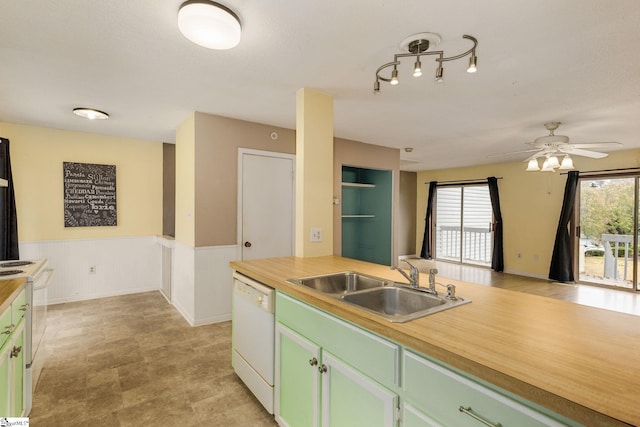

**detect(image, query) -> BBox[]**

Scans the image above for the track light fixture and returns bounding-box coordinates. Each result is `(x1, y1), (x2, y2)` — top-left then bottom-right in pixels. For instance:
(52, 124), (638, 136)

(374, 32), (478, 93)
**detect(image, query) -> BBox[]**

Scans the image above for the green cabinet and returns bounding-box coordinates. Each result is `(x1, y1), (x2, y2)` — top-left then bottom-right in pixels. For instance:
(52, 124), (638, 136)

(275, 292), (399, 427)
(402, 350), (581, 427)
(0, 289), (26, 418)
(274, 290), (582, 427)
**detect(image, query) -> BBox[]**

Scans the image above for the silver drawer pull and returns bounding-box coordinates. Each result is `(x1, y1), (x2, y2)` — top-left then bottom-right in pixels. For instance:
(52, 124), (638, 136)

(459, 406), (502, 427)
(2, 324), (15, 335)
(19, 303), (29, 311)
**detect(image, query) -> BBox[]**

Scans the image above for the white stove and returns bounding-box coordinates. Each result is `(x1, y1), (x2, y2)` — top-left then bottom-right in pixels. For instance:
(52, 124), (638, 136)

(0, 258), (53, 415)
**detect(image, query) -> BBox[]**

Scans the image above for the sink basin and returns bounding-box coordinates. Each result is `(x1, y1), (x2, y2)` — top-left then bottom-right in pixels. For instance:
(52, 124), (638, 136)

(287, 271), (387, 294)
(341, 286), (471, 323)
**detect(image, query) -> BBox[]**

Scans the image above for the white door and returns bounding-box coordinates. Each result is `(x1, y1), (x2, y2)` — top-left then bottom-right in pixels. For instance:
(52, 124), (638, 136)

(240, 150), (295, 260)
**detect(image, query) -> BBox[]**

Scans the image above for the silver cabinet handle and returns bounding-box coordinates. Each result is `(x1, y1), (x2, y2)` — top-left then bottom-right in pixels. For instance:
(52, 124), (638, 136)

(459, 406), (502, 427)
(309, 357), (318, 366)
(10, 345), (22, 358)
(2, 324), (15, 335)
(318, 364), (327, 374)
(19, 303), (29, 312)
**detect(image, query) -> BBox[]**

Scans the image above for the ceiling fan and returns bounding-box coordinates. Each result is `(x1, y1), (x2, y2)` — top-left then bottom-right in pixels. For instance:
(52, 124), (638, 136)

(494, 122), (622, 172)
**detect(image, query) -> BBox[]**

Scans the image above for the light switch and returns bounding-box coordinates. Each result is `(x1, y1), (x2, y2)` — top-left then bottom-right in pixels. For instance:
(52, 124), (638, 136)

(311, 228), (322, 242)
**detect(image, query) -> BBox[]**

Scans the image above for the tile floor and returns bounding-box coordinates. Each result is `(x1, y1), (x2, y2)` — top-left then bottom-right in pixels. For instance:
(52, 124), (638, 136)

(29, 291), (277, 426)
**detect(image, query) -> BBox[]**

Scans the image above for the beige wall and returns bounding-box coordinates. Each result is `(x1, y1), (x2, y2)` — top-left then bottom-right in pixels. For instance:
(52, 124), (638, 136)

(1, 122), (162, 241)
(192, 113), (296, 247)
(175, 114), (196, 247)
(399, 171), (417, 257)
(333, 137), (400, 260)
(417, 149), (640, 277)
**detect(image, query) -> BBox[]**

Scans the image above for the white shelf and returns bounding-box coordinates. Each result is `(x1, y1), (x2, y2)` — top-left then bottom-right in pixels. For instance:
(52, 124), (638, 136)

(342, 182), (375, 188)
(341, 215), (375, 218)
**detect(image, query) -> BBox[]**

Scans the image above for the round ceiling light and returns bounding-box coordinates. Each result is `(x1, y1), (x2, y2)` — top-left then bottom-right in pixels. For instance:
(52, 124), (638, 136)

(178, 1), (241, 50)
(72, 108), (109, 120)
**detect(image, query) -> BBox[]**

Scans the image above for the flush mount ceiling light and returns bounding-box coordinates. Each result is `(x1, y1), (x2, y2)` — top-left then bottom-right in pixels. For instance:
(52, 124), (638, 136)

(72, 108), (109, 120)
(373, 32), (478, 94)
(178, 0), (241, 50)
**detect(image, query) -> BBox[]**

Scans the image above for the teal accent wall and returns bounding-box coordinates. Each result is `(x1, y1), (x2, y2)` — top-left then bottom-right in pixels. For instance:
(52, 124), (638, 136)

(341, 166), (392, 265)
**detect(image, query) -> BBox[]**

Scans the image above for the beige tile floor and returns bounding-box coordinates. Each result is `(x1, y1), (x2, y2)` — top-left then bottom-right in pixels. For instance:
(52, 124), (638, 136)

(29, 291), (277, 426)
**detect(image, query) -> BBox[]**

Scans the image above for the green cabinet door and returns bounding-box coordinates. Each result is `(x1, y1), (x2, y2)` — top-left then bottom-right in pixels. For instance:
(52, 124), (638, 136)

(276, 323), (321, 427)
(9, 326), (24, 417)
(321, 351), (397, 427)
(402, 403), (443, 427)
(0, 341), (10, 417)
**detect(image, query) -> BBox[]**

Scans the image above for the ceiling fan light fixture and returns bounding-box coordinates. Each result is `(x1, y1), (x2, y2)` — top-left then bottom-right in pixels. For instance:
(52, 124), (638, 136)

(525, 159), (540, 171)
(559, 155), (574, 170)
(178, 0), (241, 50)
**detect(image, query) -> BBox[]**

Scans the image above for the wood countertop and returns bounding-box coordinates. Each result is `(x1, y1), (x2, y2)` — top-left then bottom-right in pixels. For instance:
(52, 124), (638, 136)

(230, 256), (640, 427)
(0, 278), (26, 314)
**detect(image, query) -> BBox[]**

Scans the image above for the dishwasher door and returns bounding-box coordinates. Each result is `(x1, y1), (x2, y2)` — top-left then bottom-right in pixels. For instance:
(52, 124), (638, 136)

(232, 272), (275, 413)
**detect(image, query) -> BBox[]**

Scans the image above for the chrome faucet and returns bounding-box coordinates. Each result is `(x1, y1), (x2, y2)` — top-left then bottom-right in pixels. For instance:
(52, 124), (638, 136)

(428, 268), (438, 294)
(391, 260), (420, 288)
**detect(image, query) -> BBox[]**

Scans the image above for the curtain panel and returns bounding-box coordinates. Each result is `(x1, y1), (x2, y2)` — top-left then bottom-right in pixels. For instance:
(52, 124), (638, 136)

(420, 181), (437, 259)
(0, 137), (19, 260)
(487, 177), (504, 272)
(549, 170), (579, 282)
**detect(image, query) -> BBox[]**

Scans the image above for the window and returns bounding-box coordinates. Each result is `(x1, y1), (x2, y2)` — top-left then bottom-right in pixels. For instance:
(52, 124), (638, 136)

(577, 175), (639, 291)
(435, 185), (493, 266)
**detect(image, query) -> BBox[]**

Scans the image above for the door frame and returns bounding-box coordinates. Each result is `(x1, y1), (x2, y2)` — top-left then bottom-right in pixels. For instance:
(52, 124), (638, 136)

(237, 148), (296, 260)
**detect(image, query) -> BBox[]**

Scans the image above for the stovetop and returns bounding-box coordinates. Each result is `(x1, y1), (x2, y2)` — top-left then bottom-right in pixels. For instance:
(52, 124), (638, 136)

(0, 259), (47, 281)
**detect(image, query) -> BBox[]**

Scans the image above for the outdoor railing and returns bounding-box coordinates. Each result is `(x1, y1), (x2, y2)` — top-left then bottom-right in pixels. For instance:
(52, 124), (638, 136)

(436, 225), (492, 264)
(601, 233), (633, 281)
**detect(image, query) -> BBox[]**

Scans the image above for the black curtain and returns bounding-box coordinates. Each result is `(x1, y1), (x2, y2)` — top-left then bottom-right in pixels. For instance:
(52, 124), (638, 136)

(487, 177), (504, 272)
(419, 181), (437, 259)
(0, 138), (19, 260)
(549, 170), (579, 282)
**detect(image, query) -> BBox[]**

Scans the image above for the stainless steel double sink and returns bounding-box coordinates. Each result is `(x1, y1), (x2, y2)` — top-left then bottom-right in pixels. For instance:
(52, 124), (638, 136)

(287, 271), (470, 323)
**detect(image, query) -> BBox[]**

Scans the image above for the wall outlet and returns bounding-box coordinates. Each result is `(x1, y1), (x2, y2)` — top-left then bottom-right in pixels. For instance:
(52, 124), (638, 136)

(311, 228), (322, 242)
(89, 265), (96, 274)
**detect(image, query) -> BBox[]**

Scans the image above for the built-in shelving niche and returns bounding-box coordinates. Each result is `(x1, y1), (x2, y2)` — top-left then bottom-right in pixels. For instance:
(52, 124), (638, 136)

(341, 166), (392, 265)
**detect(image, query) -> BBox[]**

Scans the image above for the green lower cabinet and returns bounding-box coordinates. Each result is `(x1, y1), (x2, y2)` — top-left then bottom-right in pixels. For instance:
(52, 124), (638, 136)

(9, 327), (24, 417)
(403, 350), (581, 427)
(0, 341), (10, 417)
(276, 322), (398, 427)
(401, 403), (443, 427)
(322, 351), (397, 427)
(276, 323), (321, 427)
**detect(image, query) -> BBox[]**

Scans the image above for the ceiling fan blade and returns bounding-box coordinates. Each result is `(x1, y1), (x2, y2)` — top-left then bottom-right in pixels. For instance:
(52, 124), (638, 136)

(487, 148), (541, 158)
(558, 147), (608, 158)
(523, 150), (548, 162)
(568, 142), (622, 149)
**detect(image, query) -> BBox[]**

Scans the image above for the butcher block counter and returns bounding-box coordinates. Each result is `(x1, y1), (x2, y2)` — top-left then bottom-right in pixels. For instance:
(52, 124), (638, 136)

(0, 278), (26, 313)
(230, 256), (640, 426)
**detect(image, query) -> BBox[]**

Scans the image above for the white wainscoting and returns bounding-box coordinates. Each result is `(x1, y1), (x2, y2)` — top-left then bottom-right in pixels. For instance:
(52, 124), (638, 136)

(19, 236), (162, 305)
(172, 241), (240, 326)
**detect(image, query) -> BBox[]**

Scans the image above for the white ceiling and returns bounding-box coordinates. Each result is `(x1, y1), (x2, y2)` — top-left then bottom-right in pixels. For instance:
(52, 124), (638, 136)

(1, 1), (639, 171)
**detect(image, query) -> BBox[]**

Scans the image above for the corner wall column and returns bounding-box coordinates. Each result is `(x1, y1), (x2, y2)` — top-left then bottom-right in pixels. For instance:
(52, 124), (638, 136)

(295, 88), (334, 257)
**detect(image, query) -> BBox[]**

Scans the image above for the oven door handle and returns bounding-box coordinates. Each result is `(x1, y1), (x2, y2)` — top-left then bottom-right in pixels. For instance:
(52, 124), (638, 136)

(33, 268), (55, 291)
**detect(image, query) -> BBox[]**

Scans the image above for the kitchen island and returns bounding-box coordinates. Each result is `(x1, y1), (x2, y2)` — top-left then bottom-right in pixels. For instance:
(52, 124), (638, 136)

(230, 256), (639, 426)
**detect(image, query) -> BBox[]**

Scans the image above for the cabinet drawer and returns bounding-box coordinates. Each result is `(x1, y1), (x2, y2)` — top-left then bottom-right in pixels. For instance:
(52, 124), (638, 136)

(0, 308), (12, 349)
(403, 350), (577, 427)
(276, 292), (399, 387)
(11, 290), (27, 326)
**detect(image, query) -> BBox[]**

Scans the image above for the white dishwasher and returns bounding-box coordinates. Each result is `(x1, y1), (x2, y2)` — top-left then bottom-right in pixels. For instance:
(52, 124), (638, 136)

(232, 272), (275, 414)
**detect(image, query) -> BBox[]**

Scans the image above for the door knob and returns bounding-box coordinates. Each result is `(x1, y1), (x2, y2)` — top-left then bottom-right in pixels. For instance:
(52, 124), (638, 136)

(244, 241), (252, 248)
